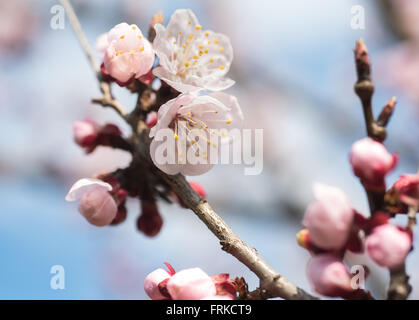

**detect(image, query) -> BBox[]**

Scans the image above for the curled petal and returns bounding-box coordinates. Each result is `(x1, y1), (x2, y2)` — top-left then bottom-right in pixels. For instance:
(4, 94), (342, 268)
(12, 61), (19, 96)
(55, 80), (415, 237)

(144, 268), (171, 300)
(65, 178), (112, 202)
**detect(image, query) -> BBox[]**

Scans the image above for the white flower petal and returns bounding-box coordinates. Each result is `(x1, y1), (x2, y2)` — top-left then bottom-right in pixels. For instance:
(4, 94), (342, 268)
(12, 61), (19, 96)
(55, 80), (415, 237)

(152, 9), (234, 93)
(65, 178), (113, 201)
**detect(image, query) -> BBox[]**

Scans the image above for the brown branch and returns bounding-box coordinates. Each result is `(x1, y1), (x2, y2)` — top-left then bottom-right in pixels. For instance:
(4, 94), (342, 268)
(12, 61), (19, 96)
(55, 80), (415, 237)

(62, 0), (316, 300)
(160, 172), (317, 300)
(354, 39), (411, 300)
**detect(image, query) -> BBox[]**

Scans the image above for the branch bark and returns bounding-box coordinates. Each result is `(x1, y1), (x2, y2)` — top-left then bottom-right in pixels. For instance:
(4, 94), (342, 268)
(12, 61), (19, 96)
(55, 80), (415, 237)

(61, 0), (317, 300)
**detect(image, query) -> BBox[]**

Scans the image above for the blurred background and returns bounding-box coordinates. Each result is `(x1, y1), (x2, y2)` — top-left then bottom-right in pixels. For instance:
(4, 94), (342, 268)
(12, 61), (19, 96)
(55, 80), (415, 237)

(0, 0), (418, 299)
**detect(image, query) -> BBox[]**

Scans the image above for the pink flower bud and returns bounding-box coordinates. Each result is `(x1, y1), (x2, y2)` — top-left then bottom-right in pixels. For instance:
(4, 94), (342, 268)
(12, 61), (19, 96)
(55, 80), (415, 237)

(166, 268), (217, 300)
(366, 223), (411, 269)
(303, 184), (355, 250)
(350, 138), (398, 191)
(103, 23), (154, 84)
(144, 268), (171, 300)
(137, 202), (163, 237)
(73, 119), (99, 148)
(307, 254), (352, 297)
(391, 174), (419, 207)
(145, 111), (158, 129)
(65, 178), (118, 226)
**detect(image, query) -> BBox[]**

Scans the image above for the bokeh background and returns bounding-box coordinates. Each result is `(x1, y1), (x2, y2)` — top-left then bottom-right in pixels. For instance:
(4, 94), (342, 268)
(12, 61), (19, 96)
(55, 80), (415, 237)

(1, 0), (418, 299)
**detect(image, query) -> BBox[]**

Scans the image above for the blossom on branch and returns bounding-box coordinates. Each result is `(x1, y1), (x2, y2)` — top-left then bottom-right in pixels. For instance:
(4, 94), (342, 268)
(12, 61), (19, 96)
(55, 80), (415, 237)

(144, 264), (235, 300)
(365, 223), (412, 269)
(302, 184), (355, 250)
(65, 178), (118, 226)
(152, 9), (234, 93)
(149, 92), (243, 176)
(306, 254), (353, 297)
(349, 137), (398, 191)
(101, 23), (155, 85)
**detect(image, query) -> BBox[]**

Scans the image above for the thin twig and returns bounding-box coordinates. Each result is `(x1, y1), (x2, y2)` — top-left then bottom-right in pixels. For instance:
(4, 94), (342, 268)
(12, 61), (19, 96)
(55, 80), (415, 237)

(354, 39), (411, 300)
(59, 0), (99, 73)
(60, 0), (127, 117)
(62, 0), (316, 300)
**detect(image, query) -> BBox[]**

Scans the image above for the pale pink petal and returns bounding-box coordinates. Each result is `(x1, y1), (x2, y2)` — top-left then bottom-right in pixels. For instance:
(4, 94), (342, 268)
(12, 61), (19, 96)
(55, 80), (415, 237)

(96, 32), (109, 59)
(144, 268), (171, 300)
(167, 268), (216, 300)
(65, 178), (112, 201)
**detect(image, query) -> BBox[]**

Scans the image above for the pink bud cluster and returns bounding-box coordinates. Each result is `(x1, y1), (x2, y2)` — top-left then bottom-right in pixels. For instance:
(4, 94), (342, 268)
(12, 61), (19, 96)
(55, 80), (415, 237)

(299, 137), (415, 298)
(144, 263), (236, 300)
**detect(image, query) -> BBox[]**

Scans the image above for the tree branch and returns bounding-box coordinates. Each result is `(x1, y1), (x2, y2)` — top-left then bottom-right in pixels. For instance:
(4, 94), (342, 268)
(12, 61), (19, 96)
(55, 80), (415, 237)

(61, 0), (316, 300)
(354, 39), (411, 300)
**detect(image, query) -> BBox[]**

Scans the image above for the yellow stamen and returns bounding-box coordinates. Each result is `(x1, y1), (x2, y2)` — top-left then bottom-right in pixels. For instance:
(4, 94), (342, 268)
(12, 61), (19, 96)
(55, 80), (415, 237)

(219, 47), (224, 52)
(214, 39), (219, 44)
(174, 134), (179, 140)
(226, 119), (232, 124)
(198, 44), (204, 49)
(184, 61), (190, 67)
(193, 55), (199, 59)
(137, 35), (142, 39)
(188, 20), (191, 24)
(205, 31), (209, 37)
(132, 26), (136, 30)
(168, 34), (172, 38)
(188, 35), (193, 40)
(209, 58), (214, 62)
(173, 41), (177, 44)
(195, 25), (202, 30)
(120, 35), (125, 39)
(219, 65), (225, 70)
(140, 46), (144, 51)
(130, 49), (135, 54)
(204, 49), (209, 54)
